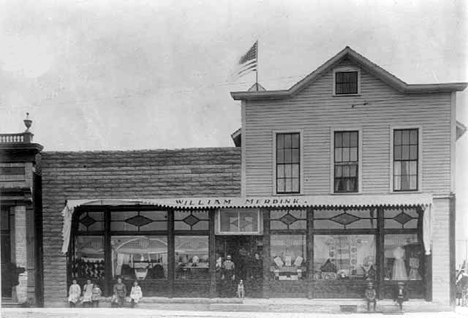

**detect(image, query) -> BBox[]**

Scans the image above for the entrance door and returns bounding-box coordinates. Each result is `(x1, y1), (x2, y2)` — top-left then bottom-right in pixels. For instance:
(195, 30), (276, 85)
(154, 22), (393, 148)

(215, 236), (263, 297)
(1, 208), (12, 298)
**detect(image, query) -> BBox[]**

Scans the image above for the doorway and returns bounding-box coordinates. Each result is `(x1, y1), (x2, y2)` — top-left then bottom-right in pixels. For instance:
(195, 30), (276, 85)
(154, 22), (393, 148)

(1, 208), (12, 298)
(215, 236), (263, 297)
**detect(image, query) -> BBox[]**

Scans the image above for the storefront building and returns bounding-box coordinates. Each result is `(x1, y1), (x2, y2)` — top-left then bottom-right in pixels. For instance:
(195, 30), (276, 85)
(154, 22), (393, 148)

(40, 47), (466, 306)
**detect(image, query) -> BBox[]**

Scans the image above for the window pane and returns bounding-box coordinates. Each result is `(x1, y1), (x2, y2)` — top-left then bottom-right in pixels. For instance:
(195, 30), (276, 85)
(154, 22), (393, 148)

(284, 151), (292, 163)
(277, 149), (284, 164)
(292, 133), (300, 148)
(394, 146), (402, 160)
(277, 165), (285, 178)
(409, 162), (417, 175)
(410, 145), (418, 160)
(335, 165), (342, 178)
(284, 134), (292, 148)
(314, 219), (343, 229)
(292, 164), (299, 178)
(285, 165), (292, 178)
(219, 209), (260, 234)
(343, 132), (350, 147)
(335, 133), (342, 147)
(350, 132), (358, 147)
(342, 148), (350, 161)
(401, 175), (410, 190)
(350, 148), (358, 162)
(271, 220), (288, 230)
(220, 211), (238, 232)
(175, 236), (209, 280)
(343, 165), (349, 177)
(394, 131), (402, 146)
(111, 236), (168, 280)
(277, 179), (285, 193)
(335, 148), (342, 162)
(410, 130), (418, 144)
(401, 161), (410, 176)
(402, 130), (410, 144)
(409, 176), (417, 190)
(394, 176), (401, 191)
(314, 235), (376, 280)
(349, 165), (357, 177)
(292, 149), (300, 163)
(285, 179), (292, 192)
(277, 134), (284, 148)
(402, 145), (409, 160)
(271, 235), (307, 280)
(384, 234), (422, 281)
(292, 179), (300, 193)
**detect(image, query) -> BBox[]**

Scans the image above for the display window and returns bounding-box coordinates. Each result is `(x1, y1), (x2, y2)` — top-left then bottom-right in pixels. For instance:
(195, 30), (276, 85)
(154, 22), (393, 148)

(313, 235), (376, 280)
(111, 236), (168, 280)
(175, 236), (210, 280)
(72, 236), (105, 280)
(383, 234), (423, 281)
(270, 234), (307, 280)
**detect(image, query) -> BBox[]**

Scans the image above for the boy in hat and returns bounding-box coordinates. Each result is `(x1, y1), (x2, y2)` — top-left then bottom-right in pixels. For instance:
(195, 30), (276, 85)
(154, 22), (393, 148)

(364, 281), (377, 312)
(394, 282), (408, 311)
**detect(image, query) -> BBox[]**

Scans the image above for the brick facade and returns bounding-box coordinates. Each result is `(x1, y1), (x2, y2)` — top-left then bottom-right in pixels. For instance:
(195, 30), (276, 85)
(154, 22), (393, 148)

(41, 148), (241, 305)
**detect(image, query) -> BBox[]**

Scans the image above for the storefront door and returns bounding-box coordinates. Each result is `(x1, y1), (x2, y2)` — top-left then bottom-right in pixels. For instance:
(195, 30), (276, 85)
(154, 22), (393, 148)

(1, 208), (12, 298)
(215, 236), (263, 298)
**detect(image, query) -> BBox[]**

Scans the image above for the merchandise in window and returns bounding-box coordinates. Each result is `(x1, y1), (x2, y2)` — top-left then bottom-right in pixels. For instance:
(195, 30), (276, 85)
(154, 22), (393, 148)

(384, 234), (422, 281)
(175, 236), (209, 280)
(314, 235), (376, 280)
(111, 236), (168, 280)
(270, 235), (307, 280)
(72, 236), (105, 280)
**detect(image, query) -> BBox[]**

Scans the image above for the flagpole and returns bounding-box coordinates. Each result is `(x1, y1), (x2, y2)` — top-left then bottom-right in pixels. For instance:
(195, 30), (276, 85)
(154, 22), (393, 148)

(256, 40), (259, 91)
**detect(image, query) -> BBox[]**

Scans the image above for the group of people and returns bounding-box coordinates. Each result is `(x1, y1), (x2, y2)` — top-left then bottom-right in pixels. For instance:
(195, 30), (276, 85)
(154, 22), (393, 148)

(364, 281), (408, 312)
(68, 277), (143, 308)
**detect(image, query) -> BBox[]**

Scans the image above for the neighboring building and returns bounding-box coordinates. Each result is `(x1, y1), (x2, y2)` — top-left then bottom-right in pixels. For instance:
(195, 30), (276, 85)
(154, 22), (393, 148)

(0, 117), (43, 306)
(3, 47), (466, 308)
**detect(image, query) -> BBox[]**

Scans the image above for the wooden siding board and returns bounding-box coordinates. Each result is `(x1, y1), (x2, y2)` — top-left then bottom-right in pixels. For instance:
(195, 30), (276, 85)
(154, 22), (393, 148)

(244, 62), (452, 196)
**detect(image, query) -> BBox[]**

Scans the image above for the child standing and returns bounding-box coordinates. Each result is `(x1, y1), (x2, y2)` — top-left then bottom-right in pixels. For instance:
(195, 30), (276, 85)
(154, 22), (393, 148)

(91, 283), (102, 308)
(394, 282), (408, 311)
(82, 279), (93, 308)
(364, 282), (377, 312)
(68, 279), (81, 308)
(130, 281), (143, 308)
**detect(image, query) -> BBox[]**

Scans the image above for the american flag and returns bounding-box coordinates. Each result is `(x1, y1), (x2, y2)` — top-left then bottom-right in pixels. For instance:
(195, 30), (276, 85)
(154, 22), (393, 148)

(229, 41), (258, 81)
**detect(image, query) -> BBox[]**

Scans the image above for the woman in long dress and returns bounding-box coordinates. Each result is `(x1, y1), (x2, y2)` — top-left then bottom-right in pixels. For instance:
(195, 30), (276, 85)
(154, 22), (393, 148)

(392, 246), (408, 280)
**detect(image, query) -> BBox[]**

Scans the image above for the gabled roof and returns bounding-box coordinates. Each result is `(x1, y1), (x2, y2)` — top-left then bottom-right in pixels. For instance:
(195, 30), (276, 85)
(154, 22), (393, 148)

(231, 46), (467, 101)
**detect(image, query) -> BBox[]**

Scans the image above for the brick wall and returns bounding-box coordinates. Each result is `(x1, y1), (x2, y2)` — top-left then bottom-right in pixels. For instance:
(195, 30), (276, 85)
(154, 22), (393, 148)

(41, 147), (241, 306)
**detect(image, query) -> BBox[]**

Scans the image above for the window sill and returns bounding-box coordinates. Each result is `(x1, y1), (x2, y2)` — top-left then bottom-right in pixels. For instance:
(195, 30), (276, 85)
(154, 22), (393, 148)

(330, 192), (362, 195)
(332, 94), (361, 97)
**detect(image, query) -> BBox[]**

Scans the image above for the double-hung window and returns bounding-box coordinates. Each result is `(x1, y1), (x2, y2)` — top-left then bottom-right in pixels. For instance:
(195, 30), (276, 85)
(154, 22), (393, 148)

(276, 133), (300, 194)
(335, 71), (358, 95)
(393, 129), (418, 191)
(334, 131), (359, 193)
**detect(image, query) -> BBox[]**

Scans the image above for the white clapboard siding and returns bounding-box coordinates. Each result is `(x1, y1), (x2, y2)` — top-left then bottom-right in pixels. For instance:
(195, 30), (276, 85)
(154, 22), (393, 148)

(244, 60), (451, 196)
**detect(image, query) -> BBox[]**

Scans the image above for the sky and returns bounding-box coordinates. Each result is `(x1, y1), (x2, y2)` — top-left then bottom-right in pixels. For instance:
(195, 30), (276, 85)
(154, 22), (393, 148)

(0, 0), (467, 254)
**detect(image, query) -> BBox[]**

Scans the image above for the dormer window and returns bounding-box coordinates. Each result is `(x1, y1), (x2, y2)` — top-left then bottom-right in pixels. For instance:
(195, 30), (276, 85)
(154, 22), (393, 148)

(333, 68), (360, 95)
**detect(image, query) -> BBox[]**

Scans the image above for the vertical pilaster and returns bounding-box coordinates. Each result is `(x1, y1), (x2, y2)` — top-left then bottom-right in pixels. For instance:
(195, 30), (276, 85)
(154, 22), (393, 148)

(307, 207), (314, 299)
(167, 208), (175, 297)
(377, 207), (384, 300)
(262, 208), (270, 298)
(103, 209), (111, 296)
(209, 209), (216, 297)
(14, 205), (27, 304)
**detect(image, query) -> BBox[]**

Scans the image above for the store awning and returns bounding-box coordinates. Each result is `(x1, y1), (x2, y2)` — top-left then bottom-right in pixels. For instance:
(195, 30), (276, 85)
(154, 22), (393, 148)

(61, 194), (433, 254)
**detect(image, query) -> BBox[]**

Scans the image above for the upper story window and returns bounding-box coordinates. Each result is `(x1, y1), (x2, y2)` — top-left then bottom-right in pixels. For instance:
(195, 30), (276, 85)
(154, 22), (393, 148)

(334, 70), (359, 95)
(334, 131), (359, 193)
(393, 129), (419, 191)
(276, 132), (300, 194)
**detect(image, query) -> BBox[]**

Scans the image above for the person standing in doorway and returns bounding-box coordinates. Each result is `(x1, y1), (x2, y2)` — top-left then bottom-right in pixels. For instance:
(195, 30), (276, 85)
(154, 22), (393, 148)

(130, 281), (143, 308)
(112, 277), (127, 308)
(91, 283), (102, 308)
(222, 255), (236, 297)
(82, 279), (93, 308)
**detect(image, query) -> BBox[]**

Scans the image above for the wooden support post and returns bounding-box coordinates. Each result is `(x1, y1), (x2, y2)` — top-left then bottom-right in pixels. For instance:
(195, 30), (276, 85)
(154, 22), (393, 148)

(307, 207), (314, 299)
(168, 209), (175, 298)
(103, 209), (112, 297)
(262, 208), (270, 298)
(209, 209), (216, 298)
(377, 207), (384, 300)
